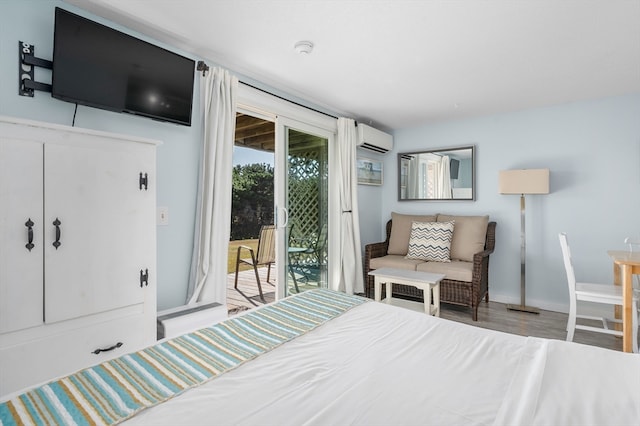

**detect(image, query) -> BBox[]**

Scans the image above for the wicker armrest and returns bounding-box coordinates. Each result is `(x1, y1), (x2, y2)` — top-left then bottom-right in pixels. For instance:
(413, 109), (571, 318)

(469, 221), (496, 311)
(364, 241), (388, 276)
(472, 247), (494, 262)
(470, 222), (495, 277)
(470, 246), (492, 274)
(365, 241), (388, 259)
(363, 240), (389, 297)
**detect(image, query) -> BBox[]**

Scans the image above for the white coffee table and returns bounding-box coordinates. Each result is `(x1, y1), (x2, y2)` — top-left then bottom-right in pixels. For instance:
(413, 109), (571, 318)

(368, 267), (445, 316)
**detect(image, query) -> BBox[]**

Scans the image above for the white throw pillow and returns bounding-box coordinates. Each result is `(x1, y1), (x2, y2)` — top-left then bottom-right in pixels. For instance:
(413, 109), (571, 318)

(405, 221), (454, 262)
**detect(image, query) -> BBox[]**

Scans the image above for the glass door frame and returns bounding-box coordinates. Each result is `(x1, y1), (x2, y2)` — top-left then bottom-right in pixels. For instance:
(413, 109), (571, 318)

(237, 84), (339, 303)
(274, 117), (335, 300)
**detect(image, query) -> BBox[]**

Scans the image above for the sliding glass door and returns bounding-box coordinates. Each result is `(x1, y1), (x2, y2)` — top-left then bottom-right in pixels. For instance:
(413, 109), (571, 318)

(275, 118), (332, 299)
(235, 83), (338, 306)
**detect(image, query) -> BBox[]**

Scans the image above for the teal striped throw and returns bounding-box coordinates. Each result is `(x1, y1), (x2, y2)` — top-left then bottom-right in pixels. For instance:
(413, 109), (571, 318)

(0, 289), (367, 426)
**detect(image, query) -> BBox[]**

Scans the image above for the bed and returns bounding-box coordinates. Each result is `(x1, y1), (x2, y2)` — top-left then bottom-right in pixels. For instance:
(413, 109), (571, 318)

(1, 289), (639, 425)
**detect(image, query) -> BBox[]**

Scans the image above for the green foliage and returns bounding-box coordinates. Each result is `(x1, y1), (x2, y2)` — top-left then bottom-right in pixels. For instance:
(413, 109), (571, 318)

(231, 163), (274, 240)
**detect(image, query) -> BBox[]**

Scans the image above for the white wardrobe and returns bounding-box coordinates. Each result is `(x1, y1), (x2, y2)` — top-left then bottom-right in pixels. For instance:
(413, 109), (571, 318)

(0, 116), (158, 398)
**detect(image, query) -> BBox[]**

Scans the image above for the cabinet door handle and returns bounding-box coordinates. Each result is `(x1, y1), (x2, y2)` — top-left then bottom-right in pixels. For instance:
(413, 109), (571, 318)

(139, 172), (148, 190)
(52, 218), (61, 249)
(91, 341), (123, 355)
(140, 268), (149, 287)
(25, 218), (34, 251)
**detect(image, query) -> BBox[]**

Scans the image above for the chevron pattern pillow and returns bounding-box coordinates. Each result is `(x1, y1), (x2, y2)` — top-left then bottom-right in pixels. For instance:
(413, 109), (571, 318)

(405, 221), (455, 262)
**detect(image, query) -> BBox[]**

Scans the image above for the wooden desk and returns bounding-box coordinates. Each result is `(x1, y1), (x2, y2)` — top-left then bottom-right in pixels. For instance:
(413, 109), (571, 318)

(607, 250), (639, 353)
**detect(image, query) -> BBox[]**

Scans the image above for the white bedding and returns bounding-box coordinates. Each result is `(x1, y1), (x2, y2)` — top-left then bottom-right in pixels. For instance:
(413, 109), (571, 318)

(124, 301), (640, 426)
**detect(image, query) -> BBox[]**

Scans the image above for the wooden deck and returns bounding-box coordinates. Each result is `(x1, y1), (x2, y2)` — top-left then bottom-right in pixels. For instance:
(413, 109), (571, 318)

(226, 267), (276, 314)
(227, 265), (318, 316)
(226, 266), (318, 315)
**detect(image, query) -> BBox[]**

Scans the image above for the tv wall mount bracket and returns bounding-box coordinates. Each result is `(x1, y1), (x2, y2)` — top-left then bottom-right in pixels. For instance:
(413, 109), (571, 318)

(196, 61), (209, 77)
(19, 41), (53, 97)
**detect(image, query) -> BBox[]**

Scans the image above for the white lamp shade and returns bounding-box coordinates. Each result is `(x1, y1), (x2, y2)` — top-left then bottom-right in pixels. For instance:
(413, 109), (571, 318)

(499, 169), (549, 194)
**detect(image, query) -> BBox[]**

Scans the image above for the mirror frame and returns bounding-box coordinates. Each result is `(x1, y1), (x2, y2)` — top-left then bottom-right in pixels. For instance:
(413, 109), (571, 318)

(397, 145), (475, 201)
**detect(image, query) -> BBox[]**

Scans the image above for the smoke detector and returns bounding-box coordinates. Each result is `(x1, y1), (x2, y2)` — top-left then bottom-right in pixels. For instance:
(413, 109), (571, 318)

(294, 41), (314, 55)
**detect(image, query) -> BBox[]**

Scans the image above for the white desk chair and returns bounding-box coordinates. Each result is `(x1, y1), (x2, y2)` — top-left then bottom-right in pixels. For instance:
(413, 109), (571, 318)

(623, 236), (640, 308)
(559, 233), (639, 352)
(624, 236), (640, 287)
(624, 237), (640, 254)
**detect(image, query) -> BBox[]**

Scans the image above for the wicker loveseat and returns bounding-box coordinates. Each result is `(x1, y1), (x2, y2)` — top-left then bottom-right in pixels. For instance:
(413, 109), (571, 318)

(364, 212), (496, 320)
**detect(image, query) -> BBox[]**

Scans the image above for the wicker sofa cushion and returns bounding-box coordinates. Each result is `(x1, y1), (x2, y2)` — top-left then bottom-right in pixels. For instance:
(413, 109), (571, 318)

(416, 259), (473, 282)
(437, 215), (489, 262)
(405, 221), (454, 262)
(369, 255), (424, 271)
(387, 212), (438, 255)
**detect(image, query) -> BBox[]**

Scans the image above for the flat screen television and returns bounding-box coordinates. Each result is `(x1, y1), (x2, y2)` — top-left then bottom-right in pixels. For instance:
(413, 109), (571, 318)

(52, 7), (195, 126)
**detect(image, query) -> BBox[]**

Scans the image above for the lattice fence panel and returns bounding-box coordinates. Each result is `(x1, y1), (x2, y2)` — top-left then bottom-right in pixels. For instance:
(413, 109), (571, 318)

(288, 145), (328, 266)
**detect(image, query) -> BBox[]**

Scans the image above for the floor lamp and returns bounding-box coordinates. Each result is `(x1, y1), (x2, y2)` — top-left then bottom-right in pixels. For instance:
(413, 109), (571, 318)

(499, 169), (550, 314)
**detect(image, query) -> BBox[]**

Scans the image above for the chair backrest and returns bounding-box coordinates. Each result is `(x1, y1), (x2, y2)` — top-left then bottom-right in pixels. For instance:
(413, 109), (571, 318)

(558, 232), (577, 300)
(287, 223), (295, 246)
(314, 223), (328, 258)
(256, 225), (276, 265)
(623, 237), (640, 289)
(624, 237), (640, 253)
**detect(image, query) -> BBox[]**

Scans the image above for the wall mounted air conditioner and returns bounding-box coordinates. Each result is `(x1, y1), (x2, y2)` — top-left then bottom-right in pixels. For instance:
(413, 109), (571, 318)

(356, 124), (393, 154)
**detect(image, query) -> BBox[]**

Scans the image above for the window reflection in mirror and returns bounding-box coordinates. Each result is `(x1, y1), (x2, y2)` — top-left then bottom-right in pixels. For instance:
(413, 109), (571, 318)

(398, 145), (475, 201)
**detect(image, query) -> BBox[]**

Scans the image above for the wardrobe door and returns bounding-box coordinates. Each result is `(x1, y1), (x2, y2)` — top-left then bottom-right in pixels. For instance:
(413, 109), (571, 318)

(43, 138), (155, 324)
(0, 138), (44, 333)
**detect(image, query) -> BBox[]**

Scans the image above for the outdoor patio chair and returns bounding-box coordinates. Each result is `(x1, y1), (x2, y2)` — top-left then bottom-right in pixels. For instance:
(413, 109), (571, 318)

(289, 223), (328, 288)
(234, 225), (276, 301)
(308, 223), (327, 264)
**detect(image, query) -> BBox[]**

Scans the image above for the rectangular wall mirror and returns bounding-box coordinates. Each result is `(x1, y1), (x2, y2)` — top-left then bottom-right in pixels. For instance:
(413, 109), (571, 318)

(398, 145), (475, 201)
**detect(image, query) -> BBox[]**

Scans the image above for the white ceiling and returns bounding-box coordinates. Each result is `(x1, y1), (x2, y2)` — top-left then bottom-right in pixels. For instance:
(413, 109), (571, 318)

(66, 0), (640, 130)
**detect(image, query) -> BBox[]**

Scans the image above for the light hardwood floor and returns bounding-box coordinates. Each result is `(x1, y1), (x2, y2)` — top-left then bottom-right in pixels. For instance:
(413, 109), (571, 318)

(227, 267), (631, 352)
(438, 299), (627, 351)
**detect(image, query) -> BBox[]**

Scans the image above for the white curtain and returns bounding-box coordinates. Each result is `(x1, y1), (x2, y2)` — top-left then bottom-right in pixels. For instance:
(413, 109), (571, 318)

(434, 155), (452, 199)
(335, 118), (364, 294)
(187, 67), (238, 304)
(407, 156), (420, 198)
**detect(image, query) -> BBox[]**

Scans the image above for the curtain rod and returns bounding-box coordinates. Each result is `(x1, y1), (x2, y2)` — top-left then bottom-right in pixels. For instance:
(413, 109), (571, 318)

(197, 61), (341, 121)
(239, 81), (338, 120)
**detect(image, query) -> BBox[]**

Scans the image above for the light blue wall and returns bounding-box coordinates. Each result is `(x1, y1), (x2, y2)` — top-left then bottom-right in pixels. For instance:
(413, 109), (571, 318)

(359, 93), (640, 311)
(1, 0), (202, 310)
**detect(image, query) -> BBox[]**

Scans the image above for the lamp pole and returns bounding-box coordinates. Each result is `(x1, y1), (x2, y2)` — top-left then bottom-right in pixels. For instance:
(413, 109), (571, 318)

(507, 193), (540, 314)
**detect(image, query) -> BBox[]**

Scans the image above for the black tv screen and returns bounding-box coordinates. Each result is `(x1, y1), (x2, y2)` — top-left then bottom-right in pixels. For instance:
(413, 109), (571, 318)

(52, 8), (195, 126)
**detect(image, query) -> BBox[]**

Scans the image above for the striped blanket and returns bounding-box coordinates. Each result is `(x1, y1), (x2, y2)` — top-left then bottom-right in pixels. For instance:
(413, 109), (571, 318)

(0, 289), (367, 426)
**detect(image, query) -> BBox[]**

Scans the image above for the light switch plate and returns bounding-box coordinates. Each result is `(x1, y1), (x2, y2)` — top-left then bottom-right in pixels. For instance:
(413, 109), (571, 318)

(157, 206), (169, 226)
